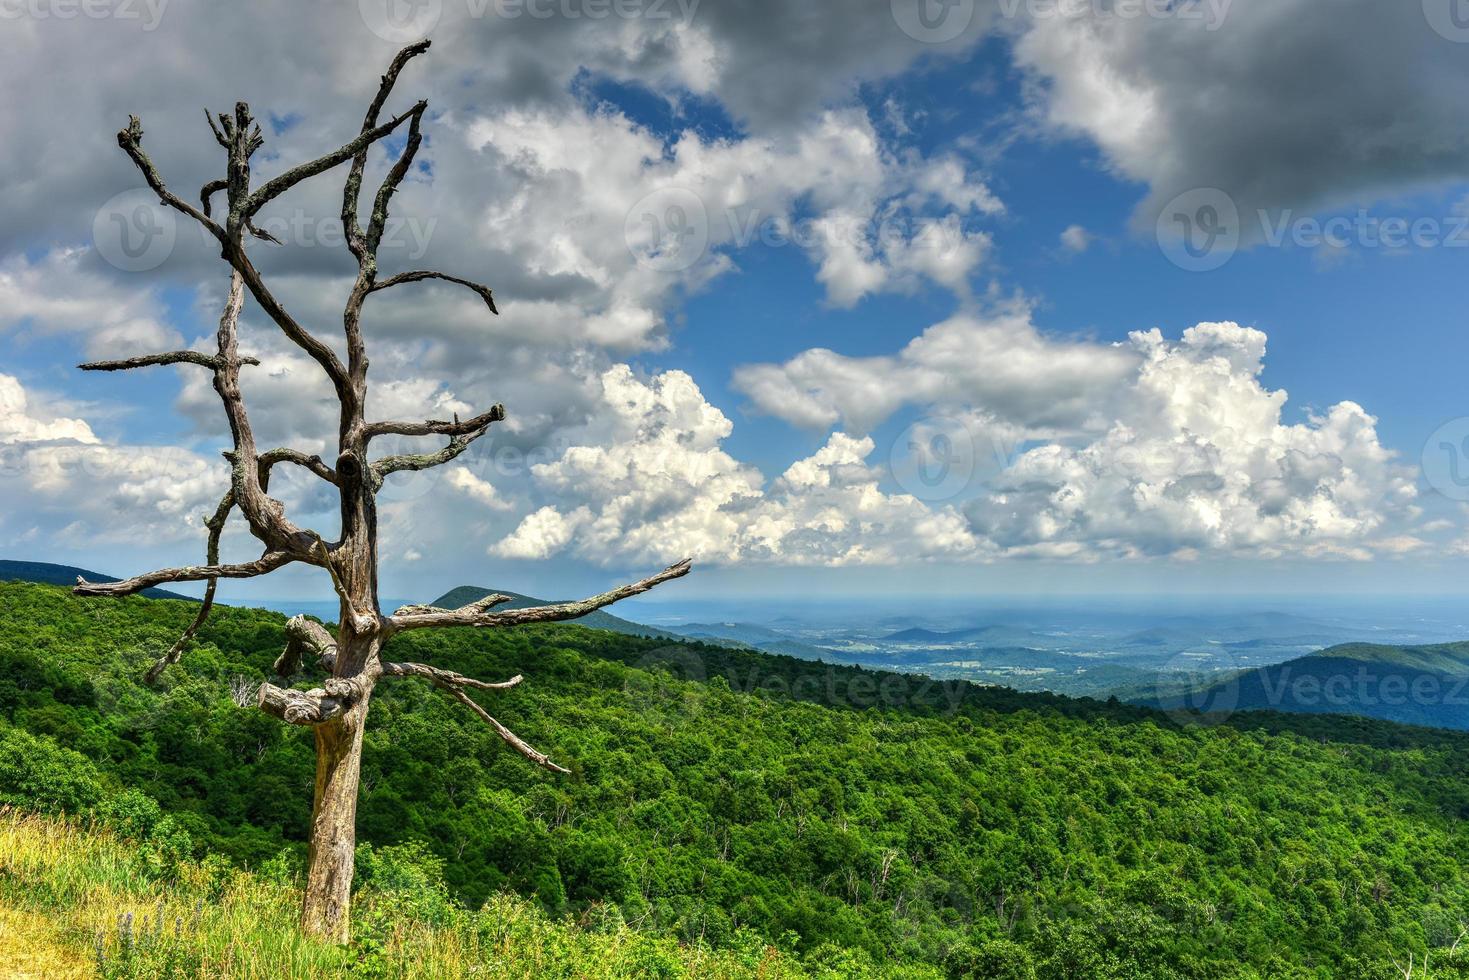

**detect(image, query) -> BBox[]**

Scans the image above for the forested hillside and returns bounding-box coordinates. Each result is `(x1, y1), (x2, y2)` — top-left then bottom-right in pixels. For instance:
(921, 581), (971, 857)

(3, 580), (1469, 977)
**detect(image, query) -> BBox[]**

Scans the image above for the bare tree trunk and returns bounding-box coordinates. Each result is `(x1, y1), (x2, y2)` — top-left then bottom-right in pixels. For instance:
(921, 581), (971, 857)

(301, 690), (370, 941)
(300, 590), (380, 941)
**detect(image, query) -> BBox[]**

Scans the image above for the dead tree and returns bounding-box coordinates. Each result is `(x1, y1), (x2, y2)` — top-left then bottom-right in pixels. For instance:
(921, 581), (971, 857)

(73, 40), (690, 943)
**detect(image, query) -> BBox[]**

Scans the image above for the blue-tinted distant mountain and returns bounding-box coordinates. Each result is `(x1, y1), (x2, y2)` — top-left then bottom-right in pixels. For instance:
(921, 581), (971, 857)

(664, 622), (837, 660)
(430, 586), (679, 640)
(1149, 641), (1469, 731)
(0, 559), (194, 602)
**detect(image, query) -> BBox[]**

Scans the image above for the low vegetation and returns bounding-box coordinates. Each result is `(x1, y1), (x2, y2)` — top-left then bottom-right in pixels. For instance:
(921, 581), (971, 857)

(0, 809), (846, 978)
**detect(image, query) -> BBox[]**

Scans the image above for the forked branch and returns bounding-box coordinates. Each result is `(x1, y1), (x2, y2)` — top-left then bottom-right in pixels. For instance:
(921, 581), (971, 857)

(371, 425), (491, 488)
(379, 658), (567, 774)
(366, 404), (505, 440)
(272, 614), (338, 676)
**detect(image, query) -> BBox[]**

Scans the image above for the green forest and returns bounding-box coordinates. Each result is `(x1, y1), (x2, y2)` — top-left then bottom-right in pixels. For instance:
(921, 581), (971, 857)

(3, 580), (1468, 978)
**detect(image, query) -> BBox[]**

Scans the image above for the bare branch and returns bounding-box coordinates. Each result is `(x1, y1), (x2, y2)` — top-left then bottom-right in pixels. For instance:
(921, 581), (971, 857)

(367, 270), (498, 315)
(205, 108), (229, 149)
(116, 115), (225, 242)
(392, 593), (512, 618)
(365, 107), (423, 259)
(380, 661), (523, 691)
(201, 177), (228, 216)
(245, 101), (426, 222)
(370, 425), (491, 489)
(74, 551), (294, 598)
(343, 40), (432, 257)
(144, 489), (235, 683)
(256, 448), (339, 487)
(390, 559), (692, 632)
(246, 218), (284, 245)
(367, 645), (565, 771)
(226, 244), (350, 391)
(445, 687), (571, 774)
(273, 614), (338, 677)
(366, 404), (505, 440)
(79, 350), (259, 372)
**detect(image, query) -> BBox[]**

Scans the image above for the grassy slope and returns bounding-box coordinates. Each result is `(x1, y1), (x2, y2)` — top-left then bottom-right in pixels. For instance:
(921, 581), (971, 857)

(0, 811), (840, 980)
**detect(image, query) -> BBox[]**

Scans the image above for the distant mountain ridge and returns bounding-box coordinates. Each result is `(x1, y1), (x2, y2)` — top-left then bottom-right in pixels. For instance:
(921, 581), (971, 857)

(1149, 640), (1469, 731)
(661, 621), (838, 661)
(0, 559), (194, 602)
(430, 585), (680, 639)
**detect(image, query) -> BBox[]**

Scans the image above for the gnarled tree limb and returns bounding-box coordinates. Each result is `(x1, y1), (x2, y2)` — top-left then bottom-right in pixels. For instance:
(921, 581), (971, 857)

(380, 661), (522, 691)
(370, 425), (491, 489)
(256, 448), (339, 488)
(74, 550), (294, 598)
(79, 350), (259, 372)
(257, 682), (348, 726)
(273, 614), (339, 677)
(392, 593), (512, 618)
(343, 40), (432, 259)
(390, 559), (692, 632)
(245, 101), (426, 223)
(116, 115), (225, 243)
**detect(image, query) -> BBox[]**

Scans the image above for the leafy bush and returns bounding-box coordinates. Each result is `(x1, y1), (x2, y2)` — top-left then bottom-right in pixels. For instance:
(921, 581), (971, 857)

(0, 726), (104, 813)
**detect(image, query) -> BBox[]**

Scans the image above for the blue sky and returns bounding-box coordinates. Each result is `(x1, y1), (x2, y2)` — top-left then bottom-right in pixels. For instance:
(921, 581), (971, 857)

(1, 0), (1468, 603)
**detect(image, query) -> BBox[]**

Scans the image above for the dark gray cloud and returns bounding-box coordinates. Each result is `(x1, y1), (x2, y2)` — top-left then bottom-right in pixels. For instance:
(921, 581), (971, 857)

(1009, 0), (1469, 234)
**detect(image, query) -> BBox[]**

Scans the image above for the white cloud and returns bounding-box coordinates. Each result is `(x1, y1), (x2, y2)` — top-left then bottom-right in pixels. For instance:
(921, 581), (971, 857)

(965, 323), (1418, 559)
(493, 505), (592, 560)
(445, 466), (513, 511)
(1059, 224), (1090, 253)
(0, 374), (97, 446)
(0, 249), (181, 358)
(733, 300), (1136, 435)
(0, 373), (221, 546)
(491, 365), (977, 566)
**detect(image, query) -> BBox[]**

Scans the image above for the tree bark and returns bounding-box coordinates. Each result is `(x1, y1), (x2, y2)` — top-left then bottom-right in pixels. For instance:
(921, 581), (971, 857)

(300, 629), (378, 941)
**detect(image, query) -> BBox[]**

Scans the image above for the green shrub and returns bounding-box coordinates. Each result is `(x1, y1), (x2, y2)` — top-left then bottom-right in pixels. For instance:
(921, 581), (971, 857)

(0, 726), (104, 813)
